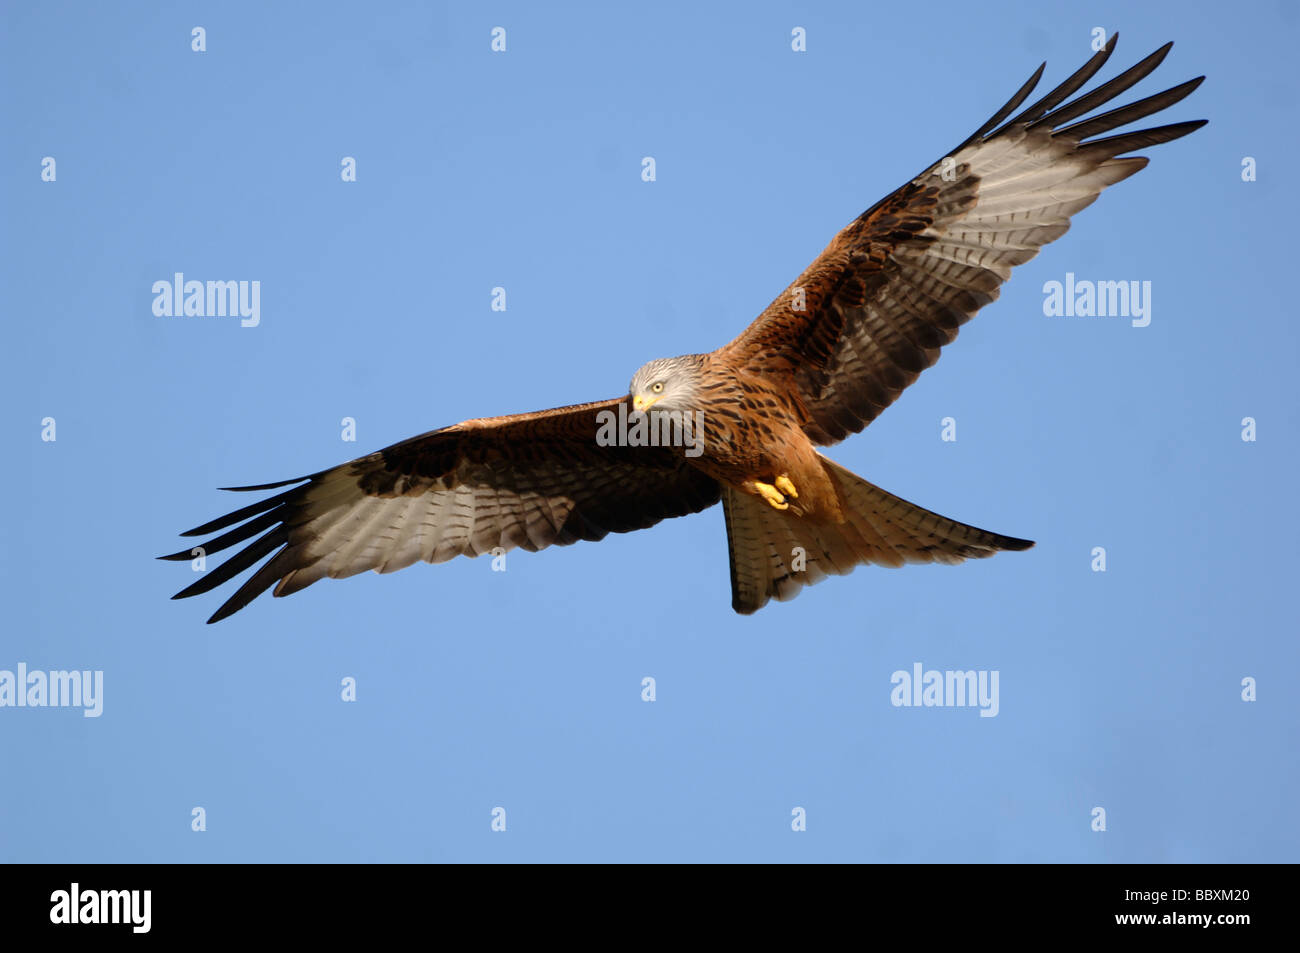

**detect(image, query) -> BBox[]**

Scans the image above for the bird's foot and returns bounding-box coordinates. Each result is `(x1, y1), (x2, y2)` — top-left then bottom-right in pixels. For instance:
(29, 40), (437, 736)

(774, 475), (798, 499)
(752, 481), (790, 511)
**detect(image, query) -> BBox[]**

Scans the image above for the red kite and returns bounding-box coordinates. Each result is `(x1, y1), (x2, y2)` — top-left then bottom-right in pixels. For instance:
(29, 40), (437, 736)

(165, 36), (1204, 622)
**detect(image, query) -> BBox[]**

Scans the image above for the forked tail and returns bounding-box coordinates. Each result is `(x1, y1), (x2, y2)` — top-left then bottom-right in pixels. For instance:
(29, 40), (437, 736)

(722, 456), (1033, 613)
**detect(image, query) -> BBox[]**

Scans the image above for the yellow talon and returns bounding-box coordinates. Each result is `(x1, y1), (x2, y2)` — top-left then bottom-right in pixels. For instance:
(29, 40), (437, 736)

(774, 475), (798, 499)
(754, 481), (789, 510)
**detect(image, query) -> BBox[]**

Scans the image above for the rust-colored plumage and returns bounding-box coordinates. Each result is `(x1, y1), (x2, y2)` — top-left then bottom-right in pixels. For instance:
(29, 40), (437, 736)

(164, 36), (1204, 621)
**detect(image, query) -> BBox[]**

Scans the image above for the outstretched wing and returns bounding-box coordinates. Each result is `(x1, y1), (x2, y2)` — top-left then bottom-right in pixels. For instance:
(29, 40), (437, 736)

(719, 35), (1206, 444)
(162, 397), (721, 623)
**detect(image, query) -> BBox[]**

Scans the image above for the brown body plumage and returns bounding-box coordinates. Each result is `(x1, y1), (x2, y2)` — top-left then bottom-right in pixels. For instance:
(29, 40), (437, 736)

(164, 35), (1204, 621)
(687, 354), (844, 522)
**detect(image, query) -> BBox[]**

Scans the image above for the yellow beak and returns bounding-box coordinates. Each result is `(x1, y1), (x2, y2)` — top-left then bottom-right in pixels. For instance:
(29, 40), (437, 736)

(632, 394), (661, 413)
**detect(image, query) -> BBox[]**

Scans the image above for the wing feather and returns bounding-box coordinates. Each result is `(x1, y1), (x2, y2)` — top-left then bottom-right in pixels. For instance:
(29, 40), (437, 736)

(719, 35), (1206, 445)
(164, 397), (721, 622)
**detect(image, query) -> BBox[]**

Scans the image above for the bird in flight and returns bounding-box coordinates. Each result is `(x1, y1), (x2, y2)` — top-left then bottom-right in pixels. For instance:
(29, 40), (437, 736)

(164, 36), (1204, 623)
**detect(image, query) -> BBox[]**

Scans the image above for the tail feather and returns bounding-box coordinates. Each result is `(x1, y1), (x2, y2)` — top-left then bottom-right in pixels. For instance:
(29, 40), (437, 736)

(722, 456), (1032, 614)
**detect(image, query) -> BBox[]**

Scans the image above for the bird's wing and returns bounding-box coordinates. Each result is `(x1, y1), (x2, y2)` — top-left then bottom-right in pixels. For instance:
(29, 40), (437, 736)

(163, 397), (721, 622)
(718, 35), (1205, 444)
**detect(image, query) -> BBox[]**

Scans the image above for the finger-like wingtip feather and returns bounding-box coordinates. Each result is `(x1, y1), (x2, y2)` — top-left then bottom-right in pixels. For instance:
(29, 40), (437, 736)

(217, 475), (313, 492)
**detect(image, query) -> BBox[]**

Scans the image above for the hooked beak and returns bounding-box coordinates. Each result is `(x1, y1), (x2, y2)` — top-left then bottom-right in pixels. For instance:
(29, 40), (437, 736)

(632, 394), (661, 413)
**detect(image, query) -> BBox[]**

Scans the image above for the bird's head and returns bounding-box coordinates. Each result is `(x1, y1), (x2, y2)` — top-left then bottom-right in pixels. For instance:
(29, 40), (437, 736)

(628, 355), (703, 415)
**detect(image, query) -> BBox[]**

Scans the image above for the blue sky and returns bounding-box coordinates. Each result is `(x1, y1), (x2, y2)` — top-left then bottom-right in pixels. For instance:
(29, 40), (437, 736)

(2, 0), (1295, 862)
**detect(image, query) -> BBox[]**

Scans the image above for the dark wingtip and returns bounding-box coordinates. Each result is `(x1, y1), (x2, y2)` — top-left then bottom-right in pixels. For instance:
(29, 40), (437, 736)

(217, 475), (311, 492)
(206, 599), (244, 624)
(204, 600), (236, 623)
(170, 580), (205, 601)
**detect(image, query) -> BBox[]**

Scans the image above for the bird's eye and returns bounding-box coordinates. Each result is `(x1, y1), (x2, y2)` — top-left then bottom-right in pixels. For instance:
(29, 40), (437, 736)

(651, 382), (664, 393)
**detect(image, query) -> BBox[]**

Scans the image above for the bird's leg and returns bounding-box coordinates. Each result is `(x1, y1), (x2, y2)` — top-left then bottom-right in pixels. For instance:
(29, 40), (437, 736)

(748, 480), (790, 511)
(774, 475), (798, 499)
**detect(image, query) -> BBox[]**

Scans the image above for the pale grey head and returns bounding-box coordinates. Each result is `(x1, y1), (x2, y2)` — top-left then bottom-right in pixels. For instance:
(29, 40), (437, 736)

(628, 354), (705, 414)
